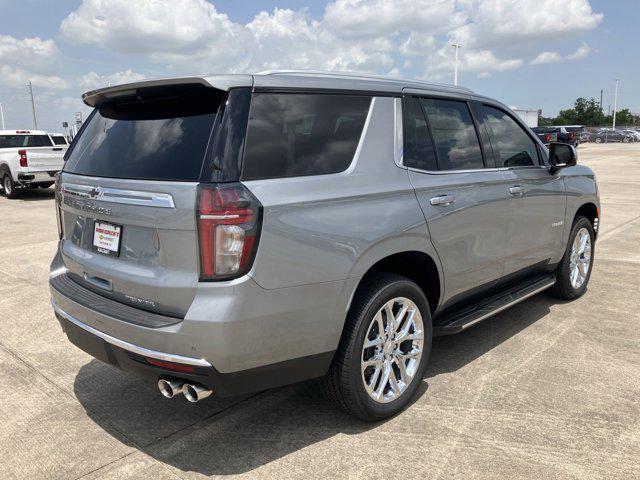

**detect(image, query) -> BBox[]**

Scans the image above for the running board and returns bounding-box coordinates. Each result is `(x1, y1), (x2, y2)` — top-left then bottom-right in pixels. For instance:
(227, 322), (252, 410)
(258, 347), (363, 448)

(433, 274), (556, 336)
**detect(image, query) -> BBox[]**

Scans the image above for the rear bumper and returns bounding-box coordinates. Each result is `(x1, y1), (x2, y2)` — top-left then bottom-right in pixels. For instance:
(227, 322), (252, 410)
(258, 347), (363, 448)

(49, 248), (348, 394)
(17, 170), (57, 184)
(53, 305), (333, 396)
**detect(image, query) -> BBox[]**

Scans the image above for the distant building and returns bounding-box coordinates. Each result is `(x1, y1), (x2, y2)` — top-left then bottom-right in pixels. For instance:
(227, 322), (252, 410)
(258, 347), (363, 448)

(512, 108), (540, 128)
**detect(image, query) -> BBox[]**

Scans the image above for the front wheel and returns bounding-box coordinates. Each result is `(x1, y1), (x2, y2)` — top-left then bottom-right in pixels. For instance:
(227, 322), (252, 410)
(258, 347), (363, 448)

(321, 273), (432, 421)
(551, 216), (595, 300)
(594, 137), (602, 144)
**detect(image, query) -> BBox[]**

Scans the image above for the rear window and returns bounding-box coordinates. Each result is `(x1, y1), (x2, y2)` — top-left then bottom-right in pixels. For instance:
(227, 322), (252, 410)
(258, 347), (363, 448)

(565, 126), (585, 133)
(51, 135), (67, 145)
(64, 87), (223, 181)
(241, 93), (371, 181)
(0, 135), (52, 148)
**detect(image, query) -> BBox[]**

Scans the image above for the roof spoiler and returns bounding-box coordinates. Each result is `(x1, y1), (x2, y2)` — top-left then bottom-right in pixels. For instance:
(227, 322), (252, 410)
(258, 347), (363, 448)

(82, 75), (253, 107)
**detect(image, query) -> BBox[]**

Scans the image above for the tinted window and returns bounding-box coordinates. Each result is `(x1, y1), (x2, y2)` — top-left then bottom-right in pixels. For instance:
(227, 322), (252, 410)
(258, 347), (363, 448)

(420, 98), (483, 170)
(242, 93), (371, 180)
(0, 135), (52, 148)
(403, 97), (437, 171)
(51, 135), (67, 145)
(64, 90), (222, 181)
(482, 106), (538, 167)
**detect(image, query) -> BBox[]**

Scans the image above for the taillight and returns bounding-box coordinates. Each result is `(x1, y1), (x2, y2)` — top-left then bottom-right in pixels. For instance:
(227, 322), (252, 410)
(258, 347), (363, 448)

(569, 132), (574, 141)
(544, 133), (551, 143)
(54, 172), (63, 239)
(18, 149), (28, 167)
(196, 183), (262, 281)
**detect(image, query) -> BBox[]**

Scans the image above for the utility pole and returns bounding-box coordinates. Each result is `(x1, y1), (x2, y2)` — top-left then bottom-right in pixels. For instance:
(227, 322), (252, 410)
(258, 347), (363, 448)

(28, 81), (38, 130)
(612, 79), (619, 130)
(600, 89), (603, 111)
(451, 43), (462, 86)
(0, 103), (5, 130)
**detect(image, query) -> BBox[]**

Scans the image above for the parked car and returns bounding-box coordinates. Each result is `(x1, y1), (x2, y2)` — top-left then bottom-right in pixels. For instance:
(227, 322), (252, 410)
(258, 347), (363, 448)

(531, 126), (558, 145)
(592, 129), (634, 143)
(562, 125), (589, 144)
(50, 72), (600, 421)
(621, 129), (640, 142)
(549, 126), (580, 147)
(0, 130), (66, 198)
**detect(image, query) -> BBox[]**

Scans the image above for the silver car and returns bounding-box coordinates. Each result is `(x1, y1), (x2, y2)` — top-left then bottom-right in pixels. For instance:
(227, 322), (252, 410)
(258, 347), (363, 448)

(50, 71), (600, 420)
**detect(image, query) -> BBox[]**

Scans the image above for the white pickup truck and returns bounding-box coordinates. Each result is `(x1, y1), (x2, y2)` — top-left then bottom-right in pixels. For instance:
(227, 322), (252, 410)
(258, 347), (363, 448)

(0, 130), (67, 198)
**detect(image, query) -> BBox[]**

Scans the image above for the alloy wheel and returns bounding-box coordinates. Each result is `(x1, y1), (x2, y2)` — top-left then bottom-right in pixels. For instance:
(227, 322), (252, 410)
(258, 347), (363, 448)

(569, 227), (591, 289)
(361, 297), (424, 403)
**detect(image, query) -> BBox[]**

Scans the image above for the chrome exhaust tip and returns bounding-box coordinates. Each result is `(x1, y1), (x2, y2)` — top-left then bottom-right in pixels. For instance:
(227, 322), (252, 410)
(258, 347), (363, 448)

(182, 383), (212, 403)
(158, 378), (184, 399)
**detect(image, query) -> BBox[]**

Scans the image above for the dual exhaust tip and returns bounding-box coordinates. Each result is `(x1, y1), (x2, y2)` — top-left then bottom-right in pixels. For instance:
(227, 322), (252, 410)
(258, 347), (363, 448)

(158, 378), (212, 403)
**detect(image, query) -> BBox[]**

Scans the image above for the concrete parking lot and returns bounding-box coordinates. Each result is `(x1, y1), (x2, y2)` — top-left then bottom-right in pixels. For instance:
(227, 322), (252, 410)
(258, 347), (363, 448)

(1, 143), (638, 480)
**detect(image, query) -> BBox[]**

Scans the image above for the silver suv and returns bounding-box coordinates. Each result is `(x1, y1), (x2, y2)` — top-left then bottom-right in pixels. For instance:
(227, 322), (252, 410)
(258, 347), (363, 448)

(50, 71), (600, 420)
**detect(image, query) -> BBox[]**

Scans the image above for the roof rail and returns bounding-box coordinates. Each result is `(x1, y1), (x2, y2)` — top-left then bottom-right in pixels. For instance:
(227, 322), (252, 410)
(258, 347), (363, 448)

(256, 69), (474, 93)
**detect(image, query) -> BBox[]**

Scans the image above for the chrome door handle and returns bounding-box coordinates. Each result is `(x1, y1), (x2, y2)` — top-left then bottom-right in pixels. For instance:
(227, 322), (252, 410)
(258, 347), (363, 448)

(508, 185), (525, 196)
(430, 194), (455, 206)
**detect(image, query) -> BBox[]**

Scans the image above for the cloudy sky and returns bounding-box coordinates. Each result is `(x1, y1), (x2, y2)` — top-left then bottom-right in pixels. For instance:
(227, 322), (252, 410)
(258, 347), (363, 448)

(0, 0), (637, 131)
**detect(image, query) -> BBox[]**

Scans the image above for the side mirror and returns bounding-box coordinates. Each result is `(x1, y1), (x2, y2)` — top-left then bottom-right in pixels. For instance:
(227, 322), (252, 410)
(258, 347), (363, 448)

(548, 142), (577, 172)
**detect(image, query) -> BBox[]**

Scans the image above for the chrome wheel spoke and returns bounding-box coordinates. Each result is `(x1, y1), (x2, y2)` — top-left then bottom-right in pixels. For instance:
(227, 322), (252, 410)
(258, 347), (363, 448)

(568, 227), (592, 289)
(361, 297), (424, 404)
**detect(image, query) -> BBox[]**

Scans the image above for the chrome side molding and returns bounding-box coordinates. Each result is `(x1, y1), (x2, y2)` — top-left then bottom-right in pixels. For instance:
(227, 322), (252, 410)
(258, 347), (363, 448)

(61, 183), (175, 208)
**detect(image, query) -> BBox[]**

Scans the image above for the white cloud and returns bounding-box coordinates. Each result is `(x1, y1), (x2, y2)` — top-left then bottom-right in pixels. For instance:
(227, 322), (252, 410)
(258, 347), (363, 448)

(0, 35), (60, 72)
(58, 0), (602, 83)
(530, 42), (592, 65)
(568, 42), (591, 60)
(323, 0), (465, 38)
(78, 70), (146, 90)
(0, 65), (68, 90)
(60, 0), (241, 55)
(531, 51), (562, 65)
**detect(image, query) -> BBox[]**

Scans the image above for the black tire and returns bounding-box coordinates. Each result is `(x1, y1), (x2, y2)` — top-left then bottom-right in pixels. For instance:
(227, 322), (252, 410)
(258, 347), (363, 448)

(321, 273), (433, 421)
(550, 216), (595, 300)
(2, 174), (19, 199)
(595, 137), (602, 144)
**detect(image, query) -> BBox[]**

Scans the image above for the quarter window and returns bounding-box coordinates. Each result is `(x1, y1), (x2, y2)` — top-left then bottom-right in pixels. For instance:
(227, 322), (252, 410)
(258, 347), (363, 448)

(403, 97), (437, 171)
(420, 98), (484, 171)
(242, 93), (371, 181)
(482, 106), (538, 167)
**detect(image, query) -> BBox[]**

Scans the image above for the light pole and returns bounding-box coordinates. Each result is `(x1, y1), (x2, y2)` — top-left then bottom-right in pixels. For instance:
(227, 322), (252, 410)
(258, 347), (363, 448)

(451, 43), (462, 86)
(28, 81), (38, 129)
(612, 79), (619, 130)
(0, 103), (5, 130)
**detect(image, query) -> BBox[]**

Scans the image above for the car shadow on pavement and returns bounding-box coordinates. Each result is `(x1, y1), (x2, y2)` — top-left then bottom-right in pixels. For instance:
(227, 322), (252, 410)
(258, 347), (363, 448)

(1, 187), (55, 201)
(73, 293), (560, 476)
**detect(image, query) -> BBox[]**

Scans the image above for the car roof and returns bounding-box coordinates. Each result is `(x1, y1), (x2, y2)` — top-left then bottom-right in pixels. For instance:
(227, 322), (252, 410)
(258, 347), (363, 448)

(81, 70), (483, 107)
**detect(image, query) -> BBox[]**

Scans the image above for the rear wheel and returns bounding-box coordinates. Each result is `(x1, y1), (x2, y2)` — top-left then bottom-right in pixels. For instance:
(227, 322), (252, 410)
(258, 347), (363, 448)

(2, 174), (19, 199)
(322, 273), (432, 421)
(551, 216), (594, 300)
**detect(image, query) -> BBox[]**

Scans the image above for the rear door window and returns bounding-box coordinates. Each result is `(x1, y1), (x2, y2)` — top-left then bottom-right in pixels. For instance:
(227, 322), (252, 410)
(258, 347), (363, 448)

(481, 105), (539, 167)
(403, 97), (437, 171)
(64, 88), (223, 181)
(242, 93), (371, 180)
(420, 98), (484, 171)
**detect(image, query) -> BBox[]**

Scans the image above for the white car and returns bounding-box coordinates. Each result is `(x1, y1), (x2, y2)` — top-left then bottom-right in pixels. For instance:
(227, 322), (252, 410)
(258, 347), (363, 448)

(0, 130), (67, 198)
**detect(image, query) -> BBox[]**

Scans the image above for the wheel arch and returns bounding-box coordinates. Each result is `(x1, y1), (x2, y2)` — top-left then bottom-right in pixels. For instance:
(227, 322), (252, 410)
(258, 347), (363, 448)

(575, 202), (599, 236)
(347, 250), (442, 317)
